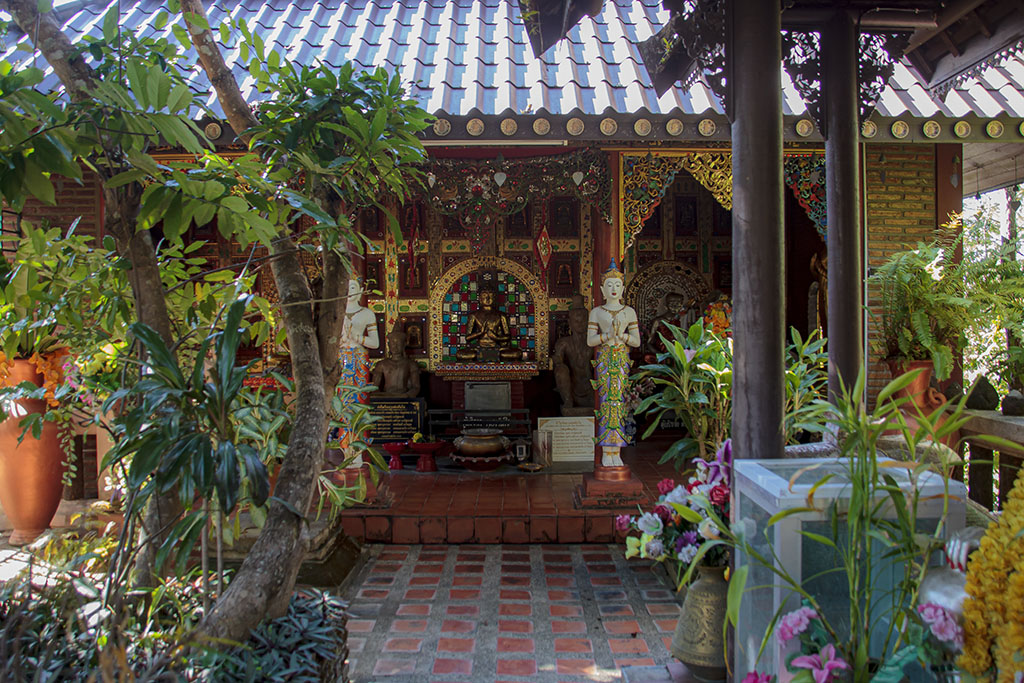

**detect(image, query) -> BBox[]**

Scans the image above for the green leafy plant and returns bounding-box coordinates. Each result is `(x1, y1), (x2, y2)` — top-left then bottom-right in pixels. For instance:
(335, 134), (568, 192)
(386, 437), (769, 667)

(870, 217), (1024, 382)
(634, 323), (828, 468)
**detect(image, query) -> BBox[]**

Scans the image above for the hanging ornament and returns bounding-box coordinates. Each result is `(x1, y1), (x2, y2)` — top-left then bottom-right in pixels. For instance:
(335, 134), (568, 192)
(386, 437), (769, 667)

(534, 199), (552, 279)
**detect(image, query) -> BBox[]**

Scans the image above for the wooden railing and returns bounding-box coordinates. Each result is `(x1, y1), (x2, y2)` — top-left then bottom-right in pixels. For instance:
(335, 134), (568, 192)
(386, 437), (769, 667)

(960, 410), (1024, 512)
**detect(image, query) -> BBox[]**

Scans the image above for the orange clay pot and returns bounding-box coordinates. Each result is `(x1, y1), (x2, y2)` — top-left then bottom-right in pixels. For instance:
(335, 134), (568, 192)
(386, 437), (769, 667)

(0, 358), (64, 545)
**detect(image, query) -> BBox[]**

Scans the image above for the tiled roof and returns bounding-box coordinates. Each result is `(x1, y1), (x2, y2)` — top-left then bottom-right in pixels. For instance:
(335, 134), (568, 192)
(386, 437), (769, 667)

(3, 0), (1023, 119)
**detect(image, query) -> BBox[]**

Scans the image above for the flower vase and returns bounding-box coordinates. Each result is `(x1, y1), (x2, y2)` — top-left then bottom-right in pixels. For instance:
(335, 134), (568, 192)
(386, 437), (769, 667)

(0, 359), (64, 545)
(670, 565), (728, 682)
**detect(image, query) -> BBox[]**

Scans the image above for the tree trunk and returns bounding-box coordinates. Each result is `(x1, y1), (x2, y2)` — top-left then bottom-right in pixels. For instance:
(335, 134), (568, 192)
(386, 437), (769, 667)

(198, 236), (327, 637)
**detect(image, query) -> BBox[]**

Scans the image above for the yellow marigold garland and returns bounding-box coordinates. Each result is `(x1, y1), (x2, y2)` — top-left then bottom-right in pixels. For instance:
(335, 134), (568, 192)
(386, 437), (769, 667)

(958, 468), (1024, 681)
(703, 300), (732, 337)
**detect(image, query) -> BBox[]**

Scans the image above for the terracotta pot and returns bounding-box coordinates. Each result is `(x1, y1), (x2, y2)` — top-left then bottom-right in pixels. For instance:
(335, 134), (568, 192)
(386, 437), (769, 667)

(886, 359), (936, 405)
(670, 565), (728, 682)
(0, 359), (64, 545)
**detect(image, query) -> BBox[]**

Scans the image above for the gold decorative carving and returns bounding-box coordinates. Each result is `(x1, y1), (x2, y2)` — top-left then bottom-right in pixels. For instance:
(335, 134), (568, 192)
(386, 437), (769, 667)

(795, 119), (814, 137)
(986, 120), (1004, 138)
(679, 152), (732, 211)
(500, 118), (518, 136)
(633, 119), (652, 136)
(922, 120), (941, 138)
(204, 122), (223, 139)
(890, 120), (909, 138)
(861, 120), (878, 138)
(428, 256), (549, 372)
(433, 118), (452, 136)
(619, 151), (732, 250)
(697, 118), (716, 136)
(600, 118), (618, 136)
(953, 120), (972, 138)
(533, 118), (551, 135)
(466, 118), (485, 136)
(666, 118), (684, 136)
(566, 117), (585, 136)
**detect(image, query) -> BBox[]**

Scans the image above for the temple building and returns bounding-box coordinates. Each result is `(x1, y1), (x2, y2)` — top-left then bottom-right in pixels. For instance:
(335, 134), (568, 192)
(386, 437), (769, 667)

(3, 0), (1024, 539)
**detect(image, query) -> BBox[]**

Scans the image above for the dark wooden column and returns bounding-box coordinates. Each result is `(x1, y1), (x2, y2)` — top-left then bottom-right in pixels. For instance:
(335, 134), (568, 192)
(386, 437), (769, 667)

(730, 0), (784, 461)
(823, 10), (863, 401)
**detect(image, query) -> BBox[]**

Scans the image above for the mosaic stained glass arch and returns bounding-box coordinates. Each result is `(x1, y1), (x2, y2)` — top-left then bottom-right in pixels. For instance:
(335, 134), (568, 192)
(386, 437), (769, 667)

(429, 257), (550, 369)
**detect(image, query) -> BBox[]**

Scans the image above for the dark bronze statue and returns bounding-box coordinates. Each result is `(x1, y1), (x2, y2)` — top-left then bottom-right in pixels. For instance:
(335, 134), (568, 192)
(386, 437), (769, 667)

(371, 326), (421, 398)
(553, 295), (595, 416)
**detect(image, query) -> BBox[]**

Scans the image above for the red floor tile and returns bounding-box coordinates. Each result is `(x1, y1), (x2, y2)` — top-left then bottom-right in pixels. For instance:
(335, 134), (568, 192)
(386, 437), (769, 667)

(409, 575), (441, 586)
(446, 605), (480, 616)
(413, 563), (444, 574)
(497, 637), (535, 653)
(452, 575), (482, 586)
(432, 658), (472, 675)
(396, 604), (431, 616)
(499, 620), (533, 633)
(656, 619), (678, 632)
(551, 620), (587, 634)
(599, 604), (635, 616)
(647, 603), (681, 615)
(348, 619), (375, 633)
(392, 516), (420, 544)
(530, 516), (558, 542)
(475, 517), (501, 543)
(499, 589), (530, 600)
(420, 516), (446, 544)
(614, 657), (657, 667)
(499, 603), (531, 616)
(604, 619), (643, 635)
(554, 638), (592, 653)
(437, 637), (475, 653)
(549, 604), (583, 617)
(391, 619), (428, 633)
(403, 589), (436, 600)
(454, 563), (485, 573)
(497, 659), (537, 676)
(384, 637), (424, 652)
(441, 619), (477, 633)
(446, 517), (474, 543)
(449, 589), (481, 600)
(609, 637), (651, 654)
(556, 658), (596, 675)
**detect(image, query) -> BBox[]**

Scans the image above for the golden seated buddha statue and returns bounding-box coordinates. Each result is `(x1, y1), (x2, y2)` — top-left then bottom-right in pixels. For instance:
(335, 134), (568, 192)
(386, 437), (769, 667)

(455, 285), (522, 362)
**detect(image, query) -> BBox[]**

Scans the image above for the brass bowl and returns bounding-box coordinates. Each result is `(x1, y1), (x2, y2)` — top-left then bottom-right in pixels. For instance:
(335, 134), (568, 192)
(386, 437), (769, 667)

(453, 428), (510, 459)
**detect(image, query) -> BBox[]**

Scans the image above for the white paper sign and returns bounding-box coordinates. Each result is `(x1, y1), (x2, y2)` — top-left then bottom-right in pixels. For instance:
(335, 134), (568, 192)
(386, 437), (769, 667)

(537, 416), (595, 462)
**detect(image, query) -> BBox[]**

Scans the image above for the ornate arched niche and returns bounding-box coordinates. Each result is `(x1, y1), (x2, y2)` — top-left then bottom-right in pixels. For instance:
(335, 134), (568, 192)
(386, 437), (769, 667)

(625, 260), (711, 342)
(429, 256), (550, 371)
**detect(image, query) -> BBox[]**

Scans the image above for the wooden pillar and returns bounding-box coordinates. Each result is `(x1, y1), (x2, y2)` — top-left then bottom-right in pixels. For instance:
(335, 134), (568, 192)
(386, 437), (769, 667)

(823, 10), (863, 401)
(591, 151), (631, 481)
(730, 0), (785, 461)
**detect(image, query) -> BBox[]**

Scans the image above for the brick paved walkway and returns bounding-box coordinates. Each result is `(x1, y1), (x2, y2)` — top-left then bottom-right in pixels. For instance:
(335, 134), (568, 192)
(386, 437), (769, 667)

(342, 544), (687, 682)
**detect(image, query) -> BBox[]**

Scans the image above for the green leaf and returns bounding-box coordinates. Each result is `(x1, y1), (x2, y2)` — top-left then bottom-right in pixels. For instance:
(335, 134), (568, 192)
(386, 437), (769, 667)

(725, 564), (748, 627)
(102, 5), (119, 43)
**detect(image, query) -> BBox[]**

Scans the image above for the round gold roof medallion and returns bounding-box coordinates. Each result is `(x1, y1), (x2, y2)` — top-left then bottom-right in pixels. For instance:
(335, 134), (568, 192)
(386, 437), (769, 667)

(433, 118), (452, 136)
(666, 118), (684, 136)
(633, 118), (652, 136)
(533, 118), (551, 135)
(566, 117), (585, 136)
(697, 118), (716, 137)
(795, 119), (814, 137)
(500, 118), (518, 136)
(600, 118), (618, 136)
(922, 120), (941, 139)
(953, 120), (971, 138)
(890, 120), (909, 139)
(1019, 121), (1024, 137)
(986, 120), (1004, 138)
(466, 118), (485, 136)
(861, 120), (877, 138)
(204, 122), (223, 139)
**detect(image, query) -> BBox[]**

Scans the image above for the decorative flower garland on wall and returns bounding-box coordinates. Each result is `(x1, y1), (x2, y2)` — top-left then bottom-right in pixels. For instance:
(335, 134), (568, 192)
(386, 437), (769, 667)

(959, 469), (1024, 679)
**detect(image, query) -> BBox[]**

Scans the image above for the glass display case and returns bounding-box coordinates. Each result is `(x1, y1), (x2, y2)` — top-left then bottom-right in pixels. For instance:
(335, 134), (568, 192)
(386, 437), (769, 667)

(732, 457), (966, 680)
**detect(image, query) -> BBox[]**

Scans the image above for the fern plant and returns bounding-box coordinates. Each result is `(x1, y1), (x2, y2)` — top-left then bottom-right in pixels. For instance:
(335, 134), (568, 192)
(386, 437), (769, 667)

(870, 218), (1024, 382)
